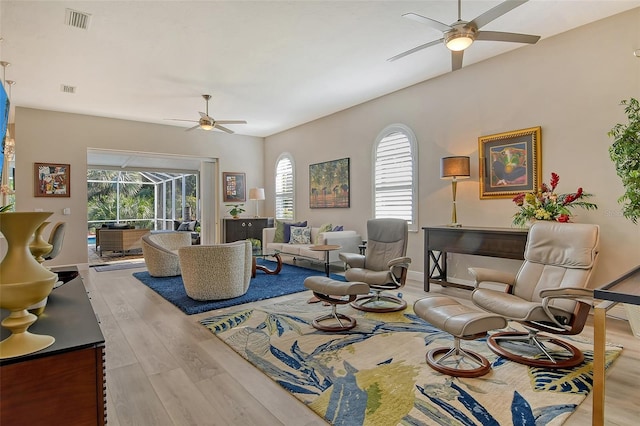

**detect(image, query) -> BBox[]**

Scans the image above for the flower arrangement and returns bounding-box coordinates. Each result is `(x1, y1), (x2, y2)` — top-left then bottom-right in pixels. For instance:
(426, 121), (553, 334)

(512, 172), (598, 227)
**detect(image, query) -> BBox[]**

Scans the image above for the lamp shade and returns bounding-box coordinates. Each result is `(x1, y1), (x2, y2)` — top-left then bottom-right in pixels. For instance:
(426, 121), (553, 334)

(249, 188), (265, 201)
(440, 156), (471, 179)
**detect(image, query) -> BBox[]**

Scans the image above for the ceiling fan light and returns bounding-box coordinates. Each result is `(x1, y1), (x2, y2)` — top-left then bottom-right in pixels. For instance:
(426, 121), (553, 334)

(445, 34), (474, 51)
(200, 123), (213, 131)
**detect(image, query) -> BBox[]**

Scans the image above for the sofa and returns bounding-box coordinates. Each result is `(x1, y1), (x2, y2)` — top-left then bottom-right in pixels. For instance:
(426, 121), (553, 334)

(263, 223), (362, 265)
(172, 220), (200, 245)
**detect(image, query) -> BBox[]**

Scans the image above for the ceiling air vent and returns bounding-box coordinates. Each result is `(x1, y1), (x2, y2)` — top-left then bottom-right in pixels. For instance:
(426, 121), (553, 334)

(65, 9), (91, 30)
(61, 84), (76, 94)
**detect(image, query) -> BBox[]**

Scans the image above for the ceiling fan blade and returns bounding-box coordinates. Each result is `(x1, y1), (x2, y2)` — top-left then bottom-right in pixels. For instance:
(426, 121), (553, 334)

(387, 38), (443, 62)
(198, 111), (210, 119)
(214, 124), (234, 134)
(472, 0), (528, 29)
(185, 125), (201, 131)
(165, 118), (198, 123)
(214, 120), (247, 125)
(402, 13), (452, 32)
(451, 50), (464, 71)
(476, 31), (540, 44)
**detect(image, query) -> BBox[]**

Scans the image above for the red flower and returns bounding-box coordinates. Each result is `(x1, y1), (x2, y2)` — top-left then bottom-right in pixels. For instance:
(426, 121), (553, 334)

(550, 173), (560, 191)
(576, 187), (583, 198)
(512, 193), (525, 206)
(541, 183), (550, 193)
(557, 214), (570, 223)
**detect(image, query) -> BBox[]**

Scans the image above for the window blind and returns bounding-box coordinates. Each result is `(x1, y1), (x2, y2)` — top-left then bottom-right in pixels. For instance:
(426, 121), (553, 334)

(374, 131), (414, 223)
(275, 157), (294, 220)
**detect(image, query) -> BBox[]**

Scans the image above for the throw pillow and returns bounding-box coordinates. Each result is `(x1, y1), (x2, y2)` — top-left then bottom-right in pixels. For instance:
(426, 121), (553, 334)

(332, 225), (344, 232)
(187, 220), (198, 231)
(284, 221), (307, 242)
(177, 222), (190, 231)
(289, 226), (311, 244)
(273, 220), (286, 243)
(315, 223), (333, 244)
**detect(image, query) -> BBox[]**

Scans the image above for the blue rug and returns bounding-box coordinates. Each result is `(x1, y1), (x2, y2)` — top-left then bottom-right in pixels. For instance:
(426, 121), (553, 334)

(132, 260), (345, 315)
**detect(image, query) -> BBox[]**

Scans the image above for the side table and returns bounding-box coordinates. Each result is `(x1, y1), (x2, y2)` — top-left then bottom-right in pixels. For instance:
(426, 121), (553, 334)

(309, 244), (341, 277)
(592, 265), (640, 426)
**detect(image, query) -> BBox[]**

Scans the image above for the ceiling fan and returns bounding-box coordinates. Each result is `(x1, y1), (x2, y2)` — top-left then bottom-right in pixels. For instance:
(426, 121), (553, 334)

(167, 94), (247, 134)
(388, 0), (540, 71)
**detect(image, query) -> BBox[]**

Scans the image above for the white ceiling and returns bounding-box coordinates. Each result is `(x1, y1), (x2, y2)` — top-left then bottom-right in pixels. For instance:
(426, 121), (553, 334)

(2, 0), (639, 141)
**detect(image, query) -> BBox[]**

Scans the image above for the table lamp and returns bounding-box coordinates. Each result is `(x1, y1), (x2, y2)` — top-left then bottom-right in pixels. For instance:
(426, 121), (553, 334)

(440, 156), (470, 227)
(249, 188), (265, 217)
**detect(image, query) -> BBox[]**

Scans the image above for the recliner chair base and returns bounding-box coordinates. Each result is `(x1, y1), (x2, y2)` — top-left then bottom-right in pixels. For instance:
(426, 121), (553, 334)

(351, 292), (407, 313)
(487, 330), (584, 368)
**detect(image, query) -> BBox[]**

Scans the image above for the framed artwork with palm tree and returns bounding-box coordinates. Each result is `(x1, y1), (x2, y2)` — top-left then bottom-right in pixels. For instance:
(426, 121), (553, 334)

(309, 158), (350, 208)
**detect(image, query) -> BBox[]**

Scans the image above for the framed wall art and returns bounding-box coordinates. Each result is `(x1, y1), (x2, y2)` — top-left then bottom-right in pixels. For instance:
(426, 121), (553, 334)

(478, 126), (541, 199)
(309, 157), (350, 208)
(34, 162), (70, 197)
(222, 172), (246, 202)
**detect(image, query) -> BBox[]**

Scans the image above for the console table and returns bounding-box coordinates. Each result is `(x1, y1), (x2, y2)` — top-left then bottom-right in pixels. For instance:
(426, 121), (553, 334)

(0, 269), (106, 425)
(423, 226), (529, 292)
(592, 265), (640, 426)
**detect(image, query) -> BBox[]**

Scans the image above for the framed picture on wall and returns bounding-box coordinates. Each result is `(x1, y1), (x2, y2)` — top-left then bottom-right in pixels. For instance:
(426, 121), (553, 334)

(34, 162), (70, 197)
(309, 157), (350, 208)
(478, 127), (541, 199)
(222, 172), (246, 202)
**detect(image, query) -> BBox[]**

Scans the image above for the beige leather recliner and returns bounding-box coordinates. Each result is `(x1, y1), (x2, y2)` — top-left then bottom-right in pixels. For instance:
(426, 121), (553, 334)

(141, 232), (192, 277)
(469, 221), (600, 368)
(178, 241), (252, 301)
(339, 218), (411, 312)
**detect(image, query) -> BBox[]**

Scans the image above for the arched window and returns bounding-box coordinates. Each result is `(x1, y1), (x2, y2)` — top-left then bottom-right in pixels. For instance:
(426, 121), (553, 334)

(373, 124), (418, 231)
(275, 154), (294, 220)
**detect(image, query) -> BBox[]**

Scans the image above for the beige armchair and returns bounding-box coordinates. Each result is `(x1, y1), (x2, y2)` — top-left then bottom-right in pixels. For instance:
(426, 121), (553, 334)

(469, 221), (600, 368)
(141, 232), (192, 277)
(339, 218), (411, 312)
(178, 241), (252, 301)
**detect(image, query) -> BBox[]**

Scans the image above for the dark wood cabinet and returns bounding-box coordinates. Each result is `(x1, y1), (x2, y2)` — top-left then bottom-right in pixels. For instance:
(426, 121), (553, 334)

(0, 269), (106, 425)
(423, 226), (529, 292)
(223, 218), (271, 245)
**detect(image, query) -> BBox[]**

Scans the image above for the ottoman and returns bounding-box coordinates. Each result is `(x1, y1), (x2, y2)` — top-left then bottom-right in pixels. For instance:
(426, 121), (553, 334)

(414, 294), (508, 377)
(304, 277), (369, 331)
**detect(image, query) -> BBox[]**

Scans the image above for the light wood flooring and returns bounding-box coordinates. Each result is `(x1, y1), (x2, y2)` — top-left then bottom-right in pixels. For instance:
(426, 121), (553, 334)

(82, 265), (640, 426)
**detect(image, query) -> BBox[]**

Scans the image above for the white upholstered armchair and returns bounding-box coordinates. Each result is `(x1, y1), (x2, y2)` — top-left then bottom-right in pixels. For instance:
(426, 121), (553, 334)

(141, 232), (193, 277)
(178, 241), (252, 301)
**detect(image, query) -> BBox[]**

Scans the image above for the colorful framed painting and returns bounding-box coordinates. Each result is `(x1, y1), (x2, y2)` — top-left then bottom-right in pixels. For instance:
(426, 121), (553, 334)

(34, 162), (70, 197)
(222, 172), (246, 202)
(309, 158), (350, 208)
(478, 127), (541, 199)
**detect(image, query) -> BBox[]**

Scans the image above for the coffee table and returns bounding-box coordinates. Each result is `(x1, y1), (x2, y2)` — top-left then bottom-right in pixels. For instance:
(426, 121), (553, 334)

(309, 244), (341, 277)
(252, 249), (282, 278)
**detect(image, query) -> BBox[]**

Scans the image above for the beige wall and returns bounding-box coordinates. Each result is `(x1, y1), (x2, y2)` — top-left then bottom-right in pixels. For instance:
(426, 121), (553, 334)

(264, 8), (640, 288)
(13, 108), (264, 267)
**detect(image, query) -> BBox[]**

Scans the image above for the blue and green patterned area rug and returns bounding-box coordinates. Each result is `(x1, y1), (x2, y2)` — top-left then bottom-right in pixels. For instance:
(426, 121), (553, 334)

(200, 296), (621, 426)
